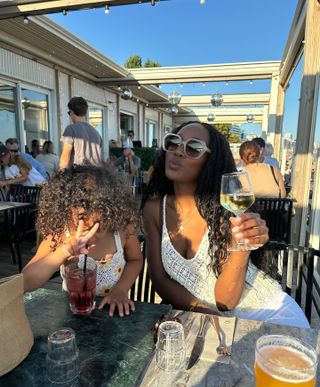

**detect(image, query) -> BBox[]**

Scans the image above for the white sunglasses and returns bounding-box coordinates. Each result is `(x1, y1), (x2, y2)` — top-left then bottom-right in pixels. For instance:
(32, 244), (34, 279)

(162, 133), (211, 159)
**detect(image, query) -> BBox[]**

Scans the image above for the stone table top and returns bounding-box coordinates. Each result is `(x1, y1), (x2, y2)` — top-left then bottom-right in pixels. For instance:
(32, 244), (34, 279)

(138, 311), (320, 386)
(0, 288), (171, 387)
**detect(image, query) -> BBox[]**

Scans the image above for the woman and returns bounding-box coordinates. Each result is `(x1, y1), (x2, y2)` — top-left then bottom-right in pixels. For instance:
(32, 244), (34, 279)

(240, 140), (286, 198)
(142, 122), (309, 328)
(0, 143), (46, 187)
(36, 140), (59, 178)
(22, 165), (143, 317)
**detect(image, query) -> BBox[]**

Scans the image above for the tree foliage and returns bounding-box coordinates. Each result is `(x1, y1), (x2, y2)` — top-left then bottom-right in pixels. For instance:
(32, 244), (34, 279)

(124, 55), (161, 68)
(124, 55), (142, 68)
(215, 123), (241, 143)
(144, 59), (161, 68)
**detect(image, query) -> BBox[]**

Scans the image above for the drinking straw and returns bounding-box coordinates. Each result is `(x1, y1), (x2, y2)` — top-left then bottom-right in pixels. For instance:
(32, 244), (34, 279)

(83, 248), (88, 292)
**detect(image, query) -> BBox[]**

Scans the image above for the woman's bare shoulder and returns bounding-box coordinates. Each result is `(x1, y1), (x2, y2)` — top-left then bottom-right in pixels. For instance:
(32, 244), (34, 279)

(143, 197), (162, 215)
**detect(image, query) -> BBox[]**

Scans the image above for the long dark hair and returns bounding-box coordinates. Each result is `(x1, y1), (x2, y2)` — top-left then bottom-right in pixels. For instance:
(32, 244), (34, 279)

(142, 121), (276, 278)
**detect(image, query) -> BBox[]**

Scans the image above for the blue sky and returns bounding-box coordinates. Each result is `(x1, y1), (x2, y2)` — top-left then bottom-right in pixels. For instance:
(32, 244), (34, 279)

(50, 0), (301, 138)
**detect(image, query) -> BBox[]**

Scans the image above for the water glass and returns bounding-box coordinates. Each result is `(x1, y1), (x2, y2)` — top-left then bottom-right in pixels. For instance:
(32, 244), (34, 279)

(254, 334), (318, 386)
(46, 328), (80, 384)
(64, 255), (97, 315)
(155, 321), (185, 372)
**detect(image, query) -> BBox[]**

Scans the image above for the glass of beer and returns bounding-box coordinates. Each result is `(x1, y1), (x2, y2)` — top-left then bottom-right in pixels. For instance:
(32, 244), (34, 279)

(64, 255), (97, 315)
(255, 334), (318, 386)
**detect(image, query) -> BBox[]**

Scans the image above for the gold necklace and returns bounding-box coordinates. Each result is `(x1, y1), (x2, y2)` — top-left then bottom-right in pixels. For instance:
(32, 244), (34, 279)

(176, 204), (198, 232)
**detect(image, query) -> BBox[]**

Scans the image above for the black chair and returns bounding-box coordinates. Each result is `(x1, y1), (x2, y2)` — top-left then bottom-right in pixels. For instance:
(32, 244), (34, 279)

(1, 185), (42, 271)
(130, 235), (156, 303)
(266, 242), (320, 322)
(255, 198), (293, 243)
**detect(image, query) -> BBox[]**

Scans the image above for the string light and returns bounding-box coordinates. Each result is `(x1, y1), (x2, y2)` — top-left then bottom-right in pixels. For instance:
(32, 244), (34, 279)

(62, 9), (67, 16)
(104, 5), (110, 14)
(23, 16), (29, 24)
(200, 0), (205, 4)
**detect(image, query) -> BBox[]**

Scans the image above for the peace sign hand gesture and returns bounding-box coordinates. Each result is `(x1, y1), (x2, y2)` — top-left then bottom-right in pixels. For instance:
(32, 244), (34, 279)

(62, 220), (99, 257)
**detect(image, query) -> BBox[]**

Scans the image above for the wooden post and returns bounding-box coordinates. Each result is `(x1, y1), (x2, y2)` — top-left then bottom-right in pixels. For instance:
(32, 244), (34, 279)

(261, 105), (269, 140)
(55, 69), (62, 153)
(273, 85), (285, 162)
(267, 73), (280, 145)
(291, 0), (320, 246)
(116, 93), (120, 143)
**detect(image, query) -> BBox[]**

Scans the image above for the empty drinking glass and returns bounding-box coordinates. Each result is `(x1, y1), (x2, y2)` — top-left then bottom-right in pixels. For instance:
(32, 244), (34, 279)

(155, 321), (185, 372)
(46, 328), (80, 384)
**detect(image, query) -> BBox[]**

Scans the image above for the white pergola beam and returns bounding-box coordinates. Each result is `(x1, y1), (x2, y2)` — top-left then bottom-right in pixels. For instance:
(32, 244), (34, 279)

(0, 0), (166, 19)
(175, 107), (264, 124)
(178, 93), (270, 107)
(97, 61), (281, 85)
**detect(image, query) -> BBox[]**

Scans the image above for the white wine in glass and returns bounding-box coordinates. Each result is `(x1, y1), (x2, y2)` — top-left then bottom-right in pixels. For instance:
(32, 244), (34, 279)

(220, 171), (257, 251)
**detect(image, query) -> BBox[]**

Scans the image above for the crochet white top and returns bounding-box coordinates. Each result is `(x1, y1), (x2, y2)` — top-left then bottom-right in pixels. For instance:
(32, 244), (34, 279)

(62, 231), (126, 297)
(161, 195), (309, 328)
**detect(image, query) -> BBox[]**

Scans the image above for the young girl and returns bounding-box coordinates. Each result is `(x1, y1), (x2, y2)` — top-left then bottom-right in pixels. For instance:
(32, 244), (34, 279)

(22, 165), (143, 317)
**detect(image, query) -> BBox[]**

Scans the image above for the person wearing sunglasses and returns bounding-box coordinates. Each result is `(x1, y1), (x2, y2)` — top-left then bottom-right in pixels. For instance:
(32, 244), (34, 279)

(5, 138), (47, 179)
(142, 121), (309, 328)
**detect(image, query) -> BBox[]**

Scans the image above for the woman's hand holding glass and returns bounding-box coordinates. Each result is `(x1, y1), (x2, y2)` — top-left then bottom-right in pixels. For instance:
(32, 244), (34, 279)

(62, 220), (99, 257)
(230, 212), (269, 248)
(220, 172), (264, 251)
(98, 286), (135, 317)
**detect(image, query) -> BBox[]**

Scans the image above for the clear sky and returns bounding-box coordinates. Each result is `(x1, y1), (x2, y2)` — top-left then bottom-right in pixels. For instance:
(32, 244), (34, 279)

(50, 0), (300, 138)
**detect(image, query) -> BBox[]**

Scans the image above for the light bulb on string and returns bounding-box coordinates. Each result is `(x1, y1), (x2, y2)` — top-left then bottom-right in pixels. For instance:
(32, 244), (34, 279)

(104, 5), (110, 14)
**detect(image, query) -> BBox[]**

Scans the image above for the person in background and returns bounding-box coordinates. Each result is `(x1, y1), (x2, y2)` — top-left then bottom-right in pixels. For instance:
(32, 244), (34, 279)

(240, 140), (286, 198)
(5, 138), (47, 179)
(60, 96), (102, 170)
(36, 140), (59, 178)
(30, 139), (40, 159)
(22, 165), (143, 317)
(124, 130), (134, 148)
(0, 143), (46, 187)
(264, 143), (280, 169)
(114, 148), (141, 176)
(252, 137), (266, 162)
(142, 122), (309, 328)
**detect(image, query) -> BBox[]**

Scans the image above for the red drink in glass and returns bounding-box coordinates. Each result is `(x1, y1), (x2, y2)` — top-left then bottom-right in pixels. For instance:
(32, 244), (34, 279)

(65, 257), (97, 315)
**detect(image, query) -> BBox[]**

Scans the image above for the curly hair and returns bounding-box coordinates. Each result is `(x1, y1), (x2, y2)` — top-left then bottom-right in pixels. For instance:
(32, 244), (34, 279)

(37, 165), (140, 250)
(142, 121), (277, 279)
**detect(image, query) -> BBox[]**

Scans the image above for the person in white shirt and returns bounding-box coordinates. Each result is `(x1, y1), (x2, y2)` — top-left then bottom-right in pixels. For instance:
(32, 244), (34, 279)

(0, 143), (46, 187)
(36, 140), (59, 178)
(264, 143), (280, 169)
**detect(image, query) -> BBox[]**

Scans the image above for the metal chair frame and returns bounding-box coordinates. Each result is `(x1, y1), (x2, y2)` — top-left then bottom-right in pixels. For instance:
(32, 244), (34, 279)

(255, 198), (293, 243)
(267, 242), (320, 322)
(2, 185), (42, 271)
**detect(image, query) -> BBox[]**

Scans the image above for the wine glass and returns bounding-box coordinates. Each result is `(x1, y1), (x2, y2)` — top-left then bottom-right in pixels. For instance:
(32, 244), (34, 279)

(220, 171), (257, 251)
